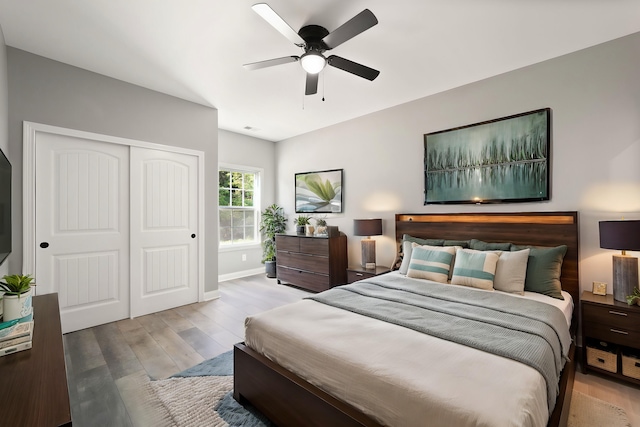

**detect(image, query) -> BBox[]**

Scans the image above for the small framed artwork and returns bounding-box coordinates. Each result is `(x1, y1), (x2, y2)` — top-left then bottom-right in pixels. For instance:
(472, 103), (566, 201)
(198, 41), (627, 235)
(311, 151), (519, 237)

(295, 169), (343, 213)
(592, 281), (607, 296)
(424, 108), (551, 204)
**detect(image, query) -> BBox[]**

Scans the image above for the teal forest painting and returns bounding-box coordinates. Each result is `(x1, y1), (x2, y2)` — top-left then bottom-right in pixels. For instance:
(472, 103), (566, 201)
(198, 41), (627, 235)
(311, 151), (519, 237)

(424, 109), (550, 204)
(295, 169), (343, 213)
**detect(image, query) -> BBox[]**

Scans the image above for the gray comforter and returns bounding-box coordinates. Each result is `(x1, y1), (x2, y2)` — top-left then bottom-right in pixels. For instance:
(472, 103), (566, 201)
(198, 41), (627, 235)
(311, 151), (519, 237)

(307, 275), (571, 412)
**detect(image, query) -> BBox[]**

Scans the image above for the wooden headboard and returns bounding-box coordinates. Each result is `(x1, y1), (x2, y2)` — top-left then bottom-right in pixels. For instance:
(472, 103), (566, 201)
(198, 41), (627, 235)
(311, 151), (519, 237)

(395, 212), (579, 325)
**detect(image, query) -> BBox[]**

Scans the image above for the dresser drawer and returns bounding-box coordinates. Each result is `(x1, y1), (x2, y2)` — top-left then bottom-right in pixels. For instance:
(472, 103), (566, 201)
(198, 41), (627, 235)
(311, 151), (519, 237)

(583, 304), (640, 332)
(587, 323), (640, 347)
(299, 238), (329, 256)
(276, 235), (300, 252)
(277, 267), (330, 292)
(277, 252), (329, 274)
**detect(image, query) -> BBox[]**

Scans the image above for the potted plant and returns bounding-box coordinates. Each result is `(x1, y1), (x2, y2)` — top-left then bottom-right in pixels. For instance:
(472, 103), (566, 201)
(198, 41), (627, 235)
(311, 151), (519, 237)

(1, 274), (35, 321)
(295, 215), (311, 235)
(260, 204), (286, 278)
(315, 217), (328, 237)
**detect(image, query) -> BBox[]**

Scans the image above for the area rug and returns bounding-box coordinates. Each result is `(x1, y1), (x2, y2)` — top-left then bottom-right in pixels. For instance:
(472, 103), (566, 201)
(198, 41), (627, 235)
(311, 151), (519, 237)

(147, 351), (631, 427)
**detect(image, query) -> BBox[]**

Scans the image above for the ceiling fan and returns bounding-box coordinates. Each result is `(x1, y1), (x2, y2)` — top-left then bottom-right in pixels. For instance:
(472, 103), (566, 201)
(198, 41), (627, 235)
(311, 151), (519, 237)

(244, 3), (380, 96)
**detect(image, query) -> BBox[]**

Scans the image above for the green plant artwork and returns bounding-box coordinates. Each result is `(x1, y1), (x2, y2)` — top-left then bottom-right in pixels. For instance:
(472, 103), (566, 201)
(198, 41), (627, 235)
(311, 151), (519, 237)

(295, 169), (342, 213)
(424, 109), (550, 204)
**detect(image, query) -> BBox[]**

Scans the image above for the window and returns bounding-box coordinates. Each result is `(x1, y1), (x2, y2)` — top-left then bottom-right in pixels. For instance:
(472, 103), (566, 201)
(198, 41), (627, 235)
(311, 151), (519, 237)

(219, 166), (260, 247)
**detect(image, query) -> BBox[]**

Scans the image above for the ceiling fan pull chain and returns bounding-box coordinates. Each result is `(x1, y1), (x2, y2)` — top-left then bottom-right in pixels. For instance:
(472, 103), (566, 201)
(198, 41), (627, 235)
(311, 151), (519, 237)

(322, 69), (326, 102)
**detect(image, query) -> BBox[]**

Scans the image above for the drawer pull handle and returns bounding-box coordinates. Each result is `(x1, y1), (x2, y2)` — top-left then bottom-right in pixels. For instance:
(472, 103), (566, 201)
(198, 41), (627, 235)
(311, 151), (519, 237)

(610, 328), (629, 335)
(636, 362), (640, 368)
(608, 310), (628, 317)
(355, 273), (364, 277)
(597, 358), (605, 364)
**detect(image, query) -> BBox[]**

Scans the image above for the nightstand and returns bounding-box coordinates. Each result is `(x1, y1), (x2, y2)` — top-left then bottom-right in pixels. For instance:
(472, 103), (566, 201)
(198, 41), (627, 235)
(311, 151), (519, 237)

(581, 291), (640, 385)
(347, 265), (391, 284)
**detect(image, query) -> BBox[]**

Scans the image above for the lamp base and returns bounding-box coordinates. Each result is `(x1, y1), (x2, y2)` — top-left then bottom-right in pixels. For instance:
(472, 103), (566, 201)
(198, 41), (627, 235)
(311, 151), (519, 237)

(361, 238), (376, 269)
(613, 254), (639, 303)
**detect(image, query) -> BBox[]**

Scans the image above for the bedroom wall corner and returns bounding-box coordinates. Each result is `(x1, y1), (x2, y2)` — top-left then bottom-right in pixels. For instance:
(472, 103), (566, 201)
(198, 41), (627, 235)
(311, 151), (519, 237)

(275, 31), (640, 293)
(218, 129), (276, 279)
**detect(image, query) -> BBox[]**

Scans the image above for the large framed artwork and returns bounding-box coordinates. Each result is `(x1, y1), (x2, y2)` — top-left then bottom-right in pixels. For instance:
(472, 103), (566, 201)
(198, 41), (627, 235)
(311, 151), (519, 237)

(295, 168), (343, 213)
(424, 108), (550, 204)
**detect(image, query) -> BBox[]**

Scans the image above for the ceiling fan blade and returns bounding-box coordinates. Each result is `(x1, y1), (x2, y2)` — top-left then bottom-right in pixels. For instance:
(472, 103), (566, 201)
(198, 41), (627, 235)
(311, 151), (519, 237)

(327, 55), (380, 81)
(305, 73), (319, 95)
(252, 3), (305, 45)
(243, 56), (299, 70)
(322, 9), (378, 49)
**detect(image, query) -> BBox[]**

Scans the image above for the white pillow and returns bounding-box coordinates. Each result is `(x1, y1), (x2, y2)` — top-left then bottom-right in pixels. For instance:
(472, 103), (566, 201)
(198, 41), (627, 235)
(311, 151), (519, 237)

(399, 240), (414, 275)
(451, 248), (499, 290)
(493, 248), (530, 294)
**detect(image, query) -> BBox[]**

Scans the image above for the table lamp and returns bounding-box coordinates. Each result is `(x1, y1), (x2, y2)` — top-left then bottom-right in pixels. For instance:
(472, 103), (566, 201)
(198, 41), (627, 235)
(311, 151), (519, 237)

(353, 219), (382, 269)
(599, 220), (640, 302)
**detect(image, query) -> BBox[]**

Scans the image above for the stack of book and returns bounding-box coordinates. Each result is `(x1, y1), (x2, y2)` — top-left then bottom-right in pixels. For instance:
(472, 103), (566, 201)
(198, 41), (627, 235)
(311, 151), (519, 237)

(0, 321), (34, 356)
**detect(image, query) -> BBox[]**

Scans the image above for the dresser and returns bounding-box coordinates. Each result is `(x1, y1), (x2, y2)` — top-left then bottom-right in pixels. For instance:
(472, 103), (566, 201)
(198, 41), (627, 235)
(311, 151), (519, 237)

(0, 293), (72, 426)
(276, 234), (348, 292)
(581, 291), (640, 385)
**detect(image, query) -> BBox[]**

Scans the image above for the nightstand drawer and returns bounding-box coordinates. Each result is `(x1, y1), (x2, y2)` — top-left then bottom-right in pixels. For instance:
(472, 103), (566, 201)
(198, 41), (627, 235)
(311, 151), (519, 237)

(587, 323), (640, 347)
(347, 270), (374, 283)
(583, 304), (640, 332)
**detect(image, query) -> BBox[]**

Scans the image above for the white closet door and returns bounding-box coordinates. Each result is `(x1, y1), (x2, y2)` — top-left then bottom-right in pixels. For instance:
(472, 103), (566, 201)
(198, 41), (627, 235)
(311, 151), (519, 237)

(35, 133), (130, 333)
(129, 147), (199, 317)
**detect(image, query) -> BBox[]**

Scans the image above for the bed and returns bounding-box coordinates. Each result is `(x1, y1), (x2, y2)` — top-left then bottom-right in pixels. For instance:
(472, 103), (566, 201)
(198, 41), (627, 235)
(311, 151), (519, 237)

(234, 212), (579, 427)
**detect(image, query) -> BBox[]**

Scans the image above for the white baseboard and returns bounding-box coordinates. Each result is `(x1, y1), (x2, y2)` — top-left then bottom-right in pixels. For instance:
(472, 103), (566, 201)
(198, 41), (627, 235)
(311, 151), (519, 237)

(204, 290), (221, 301)
(218, 267), (265, 283)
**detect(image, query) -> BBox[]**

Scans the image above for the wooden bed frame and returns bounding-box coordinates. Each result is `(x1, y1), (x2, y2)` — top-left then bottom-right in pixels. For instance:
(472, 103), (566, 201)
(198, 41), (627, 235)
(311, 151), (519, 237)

(234, 211), (579, 427)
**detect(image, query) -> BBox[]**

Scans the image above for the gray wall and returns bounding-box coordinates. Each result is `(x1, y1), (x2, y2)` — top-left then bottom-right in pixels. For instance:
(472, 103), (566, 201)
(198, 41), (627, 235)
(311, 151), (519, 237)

(0, 26), (8, 277)
(7, 48), (219, 292)
(276, 32), (640, 295)
(218, 129), (276, 278)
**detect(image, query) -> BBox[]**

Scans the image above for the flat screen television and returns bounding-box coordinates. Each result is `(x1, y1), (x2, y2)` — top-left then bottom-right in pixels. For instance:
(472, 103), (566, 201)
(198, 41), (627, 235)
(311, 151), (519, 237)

(0, 147), (11, 266)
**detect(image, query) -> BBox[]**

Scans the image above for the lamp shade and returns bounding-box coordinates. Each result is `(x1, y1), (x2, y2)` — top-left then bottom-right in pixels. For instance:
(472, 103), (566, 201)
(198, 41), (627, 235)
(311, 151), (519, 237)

(353, 219), (382, 237)
(599, 220), (640, 251)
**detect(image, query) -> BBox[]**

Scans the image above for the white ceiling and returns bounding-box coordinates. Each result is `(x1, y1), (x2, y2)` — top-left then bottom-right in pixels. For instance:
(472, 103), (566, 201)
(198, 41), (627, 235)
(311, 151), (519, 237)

(0, 1), (639, 142)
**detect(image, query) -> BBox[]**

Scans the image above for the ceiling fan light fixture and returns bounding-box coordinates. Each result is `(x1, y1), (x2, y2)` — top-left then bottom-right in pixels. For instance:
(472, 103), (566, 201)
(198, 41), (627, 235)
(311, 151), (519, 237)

(300, 51), (326, 74)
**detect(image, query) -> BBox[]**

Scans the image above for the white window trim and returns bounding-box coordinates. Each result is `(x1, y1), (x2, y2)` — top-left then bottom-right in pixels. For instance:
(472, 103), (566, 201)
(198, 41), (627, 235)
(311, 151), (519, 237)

(218, 163), (263, 249)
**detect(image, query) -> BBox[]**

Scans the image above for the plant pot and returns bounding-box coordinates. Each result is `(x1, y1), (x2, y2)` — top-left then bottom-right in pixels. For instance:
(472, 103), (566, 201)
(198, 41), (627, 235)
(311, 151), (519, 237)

(316, 226), (327, 236)
(265, 260), (277, 278)
(3, 288), (33, 322)
(296, 225), (305, 235)
(305, 225), (315, 236)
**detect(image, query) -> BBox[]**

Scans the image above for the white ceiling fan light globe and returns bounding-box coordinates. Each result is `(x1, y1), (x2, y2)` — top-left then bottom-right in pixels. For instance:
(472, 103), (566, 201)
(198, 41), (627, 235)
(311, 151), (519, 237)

(300, 51), (326, 74)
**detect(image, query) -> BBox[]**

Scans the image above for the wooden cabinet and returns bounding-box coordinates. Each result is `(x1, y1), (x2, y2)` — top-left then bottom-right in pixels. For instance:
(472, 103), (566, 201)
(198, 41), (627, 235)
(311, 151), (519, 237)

(276, 234), (347, 292)
(581, 291), (640, 385)
(0, 294), (72, 426)
(347, 266), (391, 284)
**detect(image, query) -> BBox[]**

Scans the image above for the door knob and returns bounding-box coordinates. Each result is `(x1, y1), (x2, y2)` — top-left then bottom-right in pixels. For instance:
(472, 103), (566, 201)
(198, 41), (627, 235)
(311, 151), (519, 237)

(40, 242), (49, 248)
(191, 234), (196, 239)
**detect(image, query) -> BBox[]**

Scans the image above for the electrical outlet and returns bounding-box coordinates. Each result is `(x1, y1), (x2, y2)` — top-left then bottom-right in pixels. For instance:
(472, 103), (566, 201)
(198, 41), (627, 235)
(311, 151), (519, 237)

(242, 254), (247, 262)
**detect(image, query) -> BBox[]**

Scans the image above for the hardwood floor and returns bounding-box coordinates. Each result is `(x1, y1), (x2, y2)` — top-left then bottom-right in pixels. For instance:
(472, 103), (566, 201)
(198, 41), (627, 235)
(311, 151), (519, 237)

(64, 275), (640, 426)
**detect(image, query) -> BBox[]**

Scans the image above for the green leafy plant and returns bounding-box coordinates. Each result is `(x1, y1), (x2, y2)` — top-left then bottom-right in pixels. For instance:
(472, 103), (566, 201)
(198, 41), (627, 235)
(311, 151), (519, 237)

(315, 217), (327, 227)
(626, 287), (640, 306)
(299, 174), (337, 203)
(259, 204), (286, 263)
(0, 274), (35, 297)
(295, 215), (311, 226)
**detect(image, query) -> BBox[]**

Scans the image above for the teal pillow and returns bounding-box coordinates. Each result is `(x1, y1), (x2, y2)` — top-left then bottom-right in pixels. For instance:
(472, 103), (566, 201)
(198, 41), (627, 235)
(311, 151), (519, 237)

(406, 245), (456, 283)
(402, 234), (444, 246)
(451, 249), (499, 290)
(469, 239), (512, 251)
(511, 244), (568, 300)
(444, 239), (469, 248)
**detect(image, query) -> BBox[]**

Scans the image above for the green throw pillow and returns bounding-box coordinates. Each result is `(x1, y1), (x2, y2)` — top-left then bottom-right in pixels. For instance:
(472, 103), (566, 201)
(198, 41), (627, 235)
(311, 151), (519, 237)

(402, 234), (444, 246)
(511, 244), (568, 300)
(469, 239), (512, 251)
(444, 239), (470, 248)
